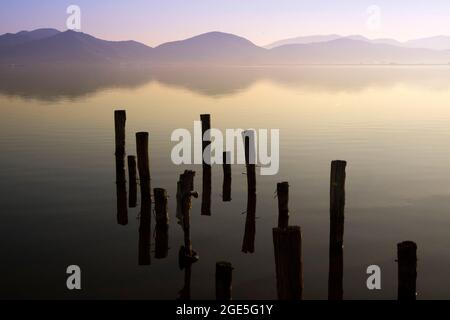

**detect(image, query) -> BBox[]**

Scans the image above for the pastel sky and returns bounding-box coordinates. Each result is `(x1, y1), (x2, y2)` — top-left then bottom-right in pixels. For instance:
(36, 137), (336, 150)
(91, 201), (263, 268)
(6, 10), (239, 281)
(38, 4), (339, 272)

(1, 0), (450, 46)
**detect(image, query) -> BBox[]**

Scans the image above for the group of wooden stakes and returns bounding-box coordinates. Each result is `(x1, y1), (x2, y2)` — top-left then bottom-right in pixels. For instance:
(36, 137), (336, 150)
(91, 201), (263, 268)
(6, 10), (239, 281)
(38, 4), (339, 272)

(113, 110), (418, 300)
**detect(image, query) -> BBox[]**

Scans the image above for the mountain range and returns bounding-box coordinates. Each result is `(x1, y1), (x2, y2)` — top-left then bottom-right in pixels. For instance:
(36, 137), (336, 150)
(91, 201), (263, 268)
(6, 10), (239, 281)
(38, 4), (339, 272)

(2, 28), (450, 65)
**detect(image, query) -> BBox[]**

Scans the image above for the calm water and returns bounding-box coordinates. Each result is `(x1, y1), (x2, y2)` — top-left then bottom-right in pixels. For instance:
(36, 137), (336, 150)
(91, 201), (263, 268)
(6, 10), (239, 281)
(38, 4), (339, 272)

(1, 65), (450, 299)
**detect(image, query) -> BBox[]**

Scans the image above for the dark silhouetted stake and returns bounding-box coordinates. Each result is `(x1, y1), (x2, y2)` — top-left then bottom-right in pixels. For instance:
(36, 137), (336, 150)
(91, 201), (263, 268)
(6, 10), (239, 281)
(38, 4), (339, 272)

(127, 155), (137, 208)
(272, 226), (303, 300)
(154, 188), (169, 259)
(243, 131), (256, 195)
(277, 182), (289, 229)
(136, 132), (151, 200)
(136, 132), (151, 266)
(222, 151), (232, 201)
(328, 160), (346, 300)
(114, 110), (126, 157)
(397, 241), (417, 300)
(242, 193), (256, 253)
(216, 261), (233, 300)
(114, 110), (127, 225)
(201, 114), (212, 216)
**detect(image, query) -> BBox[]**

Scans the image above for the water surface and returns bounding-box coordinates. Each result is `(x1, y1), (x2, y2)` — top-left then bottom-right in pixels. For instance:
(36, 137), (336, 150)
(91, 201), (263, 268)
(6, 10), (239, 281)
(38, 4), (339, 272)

(1, 65), (450, 299)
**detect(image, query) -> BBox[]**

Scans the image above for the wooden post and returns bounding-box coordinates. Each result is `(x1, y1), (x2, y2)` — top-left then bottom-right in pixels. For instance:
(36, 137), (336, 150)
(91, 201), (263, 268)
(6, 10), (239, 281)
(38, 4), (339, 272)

(201, 114), (212, 216)
(177, 170), (198, 263)
(277, 182), (289, 229)
(136, 132), (151, 201)
(397, 241), (417, 300)
(242, 193), (256, 253)
(154, 188), (169, 259)
(114, 110), (126, 157)
(244, 131), (256, 195)
(216, 261), (233, 300)
(222, 151), (232, 202)
(200, 114), (211, 165)
(272, 226), (303, 300)
(328, 160), (346, 300)
(127, 155), (137, 208)
(114, 110), (127, 225)
(136, 132), (151, 266)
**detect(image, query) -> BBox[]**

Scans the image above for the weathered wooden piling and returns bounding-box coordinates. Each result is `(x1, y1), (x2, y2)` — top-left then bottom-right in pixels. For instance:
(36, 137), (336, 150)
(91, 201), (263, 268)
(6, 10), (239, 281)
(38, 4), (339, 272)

(244, 131), (256, 195)
(328, 160), (346, 300)
(114, 110), (126, 157)
(200, 114), (211, 165)
(201, 114), (212, 216)
(216, 261), (233, 300)
(177, 170), (198, 261)
(242, 193), (256, 253)
(114, 110), (127, 225)
(154, 188), (169, 259)
(397, 241), (417, 300)
(277, 182), (289, 229)
(136, 132), (151, 200)
(272, 226), (303, 300)
(127, 155), (137, 208)
(222, 151), (232, 201)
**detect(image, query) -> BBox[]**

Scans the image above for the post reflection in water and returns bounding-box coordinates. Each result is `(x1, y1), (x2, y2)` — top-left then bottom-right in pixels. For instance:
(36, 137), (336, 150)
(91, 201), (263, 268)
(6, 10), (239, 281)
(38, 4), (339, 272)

(222, 151), (232, 202)
(154, 188), (169, 259)
(115, 155), (128, 226)
(136, 132), (151, 266)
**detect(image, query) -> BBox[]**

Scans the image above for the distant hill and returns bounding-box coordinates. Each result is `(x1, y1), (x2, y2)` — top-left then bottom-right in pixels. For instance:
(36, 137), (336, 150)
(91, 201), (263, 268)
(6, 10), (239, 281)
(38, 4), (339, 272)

(266, 34), (450, 50)
(405, 36), (450, 50)
(0, 28), (60, 49)
(2, 29), (450, 65)
(265, 34), (342, 49)
(150, 31), (265, 65)
(0, 30), (152, 64)
(265, 38), (450, 64)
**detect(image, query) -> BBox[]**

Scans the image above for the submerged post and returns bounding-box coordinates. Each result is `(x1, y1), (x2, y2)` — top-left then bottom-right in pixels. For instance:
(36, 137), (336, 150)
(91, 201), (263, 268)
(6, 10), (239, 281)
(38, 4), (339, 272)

(397, 241), (417, 300)
(216, 262), (233, 300)
(277, 182), (289, 229)
(127, 155), (137, 208)
(222, 151), (232, 202)
(201, 114), (212, 216)
(272, 226), (303, 300)
(328, 160), (346, 300)
(154, 188), (169, 259)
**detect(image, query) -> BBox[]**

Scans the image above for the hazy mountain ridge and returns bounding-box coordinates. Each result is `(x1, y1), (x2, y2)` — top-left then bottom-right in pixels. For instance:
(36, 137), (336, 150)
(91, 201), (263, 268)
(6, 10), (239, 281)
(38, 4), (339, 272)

(266, 34), (450, 50)
(2, 29), (450, 65)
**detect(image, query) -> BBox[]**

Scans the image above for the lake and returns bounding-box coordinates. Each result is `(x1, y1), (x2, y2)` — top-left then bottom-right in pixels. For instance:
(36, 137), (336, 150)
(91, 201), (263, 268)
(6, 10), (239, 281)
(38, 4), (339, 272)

(1, 65), (450, 299)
